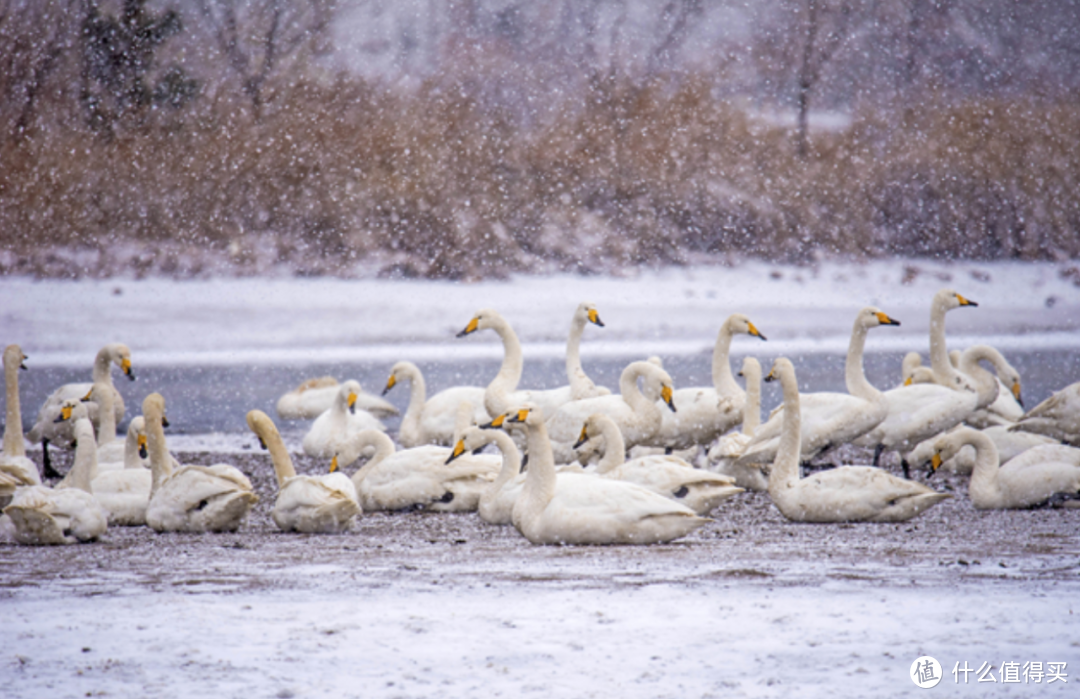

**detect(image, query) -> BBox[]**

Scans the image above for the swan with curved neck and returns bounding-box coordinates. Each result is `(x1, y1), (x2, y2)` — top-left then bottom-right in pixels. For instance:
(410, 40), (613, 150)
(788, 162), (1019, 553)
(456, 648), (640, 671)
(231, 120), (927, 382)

(27, 343), (133, 477)
(737, 307), (898, 467)
(449, 425), (525, 525)
(3, 402), (108, 544)
(334, 429), (499, 512)
(87, 416), (155, 526)
(566, 302), (610, 400)
(143, 393), (258, 532)
(457, 308), (575, 419)
(651, 314), (767, 451)
(501, 405), (709, 545)
(302, 380), (386, 458)
(925, 427), (1080, 509)
(544, 360), (676, 464)
(248, 410), (360, 533)
(576, 413), (743, 515)
(1011, 381), (1080, 446)
(1, 345), (39, 501)
(383, 361), (489, 447)
(765, 357), (950, 522)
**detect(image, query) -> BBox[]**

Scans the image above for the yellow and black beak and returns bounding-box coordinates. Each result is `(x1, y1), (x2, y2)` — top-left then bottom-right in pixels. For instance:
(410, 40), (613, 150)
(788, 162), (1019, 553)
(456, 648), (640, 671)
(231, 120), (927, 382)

(875, 312), (901, 326)
(956, 294), (978, 307)
(54, 404), (74, 423)
(507, 408), (531, 424)
(904, 376), (914, 386)
(80, 389), (93, 403)
(257, 436), (267, 450)
(588, 308), (604, 327)
(19, 354), (27, 370)
(930, 453), (943, 473)
(480, 413), (507, 429)
(446, 440), (467, 464)
(1011, 381), (1023, 407)
(456, 317), (480, 337)
(347, 392), (358, 415)
(661, 385), (676, 413)
(329, 456), (339, 474)
(161, 414), (171, 428)
(138, 434), (148, 459)
(765, 368), (778, 383)
(122, 357), (135, 381)
(573, 425), (590, 450)
(748, 321), (767, 341)
(382, 374), (397, 396)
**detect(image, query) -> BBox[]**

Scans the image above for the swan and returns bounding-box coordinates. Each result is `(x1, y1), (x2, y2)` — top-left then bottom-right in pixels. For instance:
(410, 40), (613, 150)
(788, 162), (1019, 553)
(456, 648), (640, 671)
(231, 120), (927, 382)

(83, 379), (124, 466)
(926, 289), (979, 389)
(302, 380), (387, 458)
(543, 360), (676, 464)
(902, 348), (1023, 428)
(924, 427), (1080, 508)
(27, 343), (134, 477)
(576, 413), (743, 515)
(448, 425), (525, 525)
(906, 424), (1058, 474)
(2, 344), (40, 504)
(247, 410), (360, 533)
(382, 361), (489, 447)
(142, 393), (258, 532)
(502, 405), (710, 545)
(457, 308), (575, 419)
(651, 313), (767, 451)
(2, 405), (108, 544)
(708, 357), (770, 491)
(276, 376), (399, 420)
(737, 307), (900, 468)
(88, 416), (154, 526)
(333, 429), (500, 512)
(764, 358), (950, 522)
(1010, 381), (1080, 446)
(566, 302), (610, 400)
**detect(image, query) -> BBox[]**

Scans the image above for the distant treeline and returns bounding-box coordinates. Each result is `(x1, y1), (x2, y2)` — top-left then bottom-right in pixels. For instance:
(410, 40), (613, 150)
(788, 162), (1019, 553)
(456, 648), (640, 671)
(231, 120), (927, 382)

(1, 1), (1078, 279)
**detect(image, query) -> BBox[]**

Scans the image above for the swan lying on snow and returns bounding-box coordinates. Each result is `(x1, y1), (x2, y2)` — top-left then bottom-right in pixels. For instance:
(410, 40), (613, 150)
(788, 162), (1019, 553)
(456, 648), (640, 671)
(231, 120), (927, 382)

(1011, 381), (1080, 446)
(765, 358), (950, 523)
(448, 426), (525, 525)
(382, 361), (489, 447)
(302, 380), (386, 458)
(276, 376), (399, 420)
(708, 357), (769, 491)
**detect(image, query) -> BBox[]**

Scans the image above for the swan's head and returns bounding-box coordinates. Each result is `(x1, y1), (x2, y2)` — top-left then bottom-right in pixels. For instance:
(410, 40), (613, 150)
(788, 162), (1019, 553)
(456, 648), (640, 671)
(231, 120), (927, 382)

(53, 398), (89, 424)
(727, 314), (767, 341)
(456, 308), (503, 337)
(738, 356), (762, 381)
(142, 392), (167, 427)
(383, 361), (416, 395)
(574, 413), (615, 449)
(128, 417), (148, 458)
(901, 352), (924, 383)
(106, 343), (136, 381)
(3, 344), (27, 371)
(332, 428), (386, 471)
(934, 288), (978, 312)
(859, 306), (901, 329)
(505, 403), (544, 427)
(764, 357), (796, 386)
(245, 409), (277, 449)
(927, 428), (978, 474)
(446, 426), (495, 464)
(82, 381), (115, 409)
(576, 302), (605, 328)
(340, 380), (362, 414)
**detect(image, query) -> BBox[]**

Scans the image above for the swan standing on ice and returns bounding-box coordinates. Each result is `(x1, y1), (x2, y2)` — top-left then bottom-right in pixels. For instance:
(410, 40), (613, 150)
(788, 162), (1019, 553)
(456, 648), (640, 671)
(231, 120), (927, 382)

(575, 413), (743, 515)
(302, 380), (386, 458)
(1, 345), (39, 505)
(501, 405), (710, 545)
(382, 361), (489, 447)
(924, 428), (1080, 509)
(765, 358), (950, 523)
(27, 343), (134, 477)
(276, 376), (399, 420)
(333, 429), (500, 512)
(143, 393), (258, 533)
(248, 410), (360, 533)
(3, 402), (108, 545)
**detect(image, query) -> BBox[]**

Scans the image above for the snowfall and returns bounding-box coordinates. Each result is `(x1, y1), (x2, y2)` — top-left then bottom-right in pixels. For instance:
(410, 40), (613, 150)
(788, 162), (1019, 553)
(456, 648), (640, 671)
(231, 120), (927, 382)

(2, 257), (1079, 698)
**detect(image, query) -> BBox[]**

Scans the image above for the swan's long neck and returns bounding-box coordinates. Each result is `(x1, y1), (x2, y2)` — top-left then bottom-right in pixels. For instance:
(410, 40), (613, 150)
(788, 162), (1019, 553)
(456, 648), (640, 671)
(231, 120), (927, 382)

(94, 382), (118, 447)
(958, 430), (1002, 506)
(60, 419), (98, 493)
(565, 313), (587, 391)
(486, 430), (522, 491)
(92, 347), (115, 384)
(400, 364), (426, 437)
(262, 424), (297, 488)
(768, 365), (802, 494)
(618, 365), (660, 435)
(348, 431), (395, 488)
(712, 321), (742, 397)
(3, 353), (25, 457)
(519, 418), (557, 518)
(958, 348), (1001, 410)
(146, 408), (173, 496)
(485, 317), (524, 417)
(844, 322), (881, 402)
(123, 421), (143, 470)
(742, 364), (762, 437)
(593, 418), (627, 475)
(929, 297), (966, 388)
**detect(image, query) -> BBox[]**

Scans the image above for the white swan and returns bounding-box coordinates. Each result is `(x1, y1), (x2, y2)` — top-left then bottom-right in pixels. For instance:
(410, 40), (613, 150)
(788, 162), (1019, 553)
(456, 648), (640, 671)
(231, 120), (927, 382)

(503, 405), (710, 545)
(906, 424), (1057, 474)
(27, 343), (134, 477)
(765, 358), (950, 522)
(566, 302), (610, 400)
(902, 347), (1023, 428)
(247, 410), (360, 533)
(576, 413), (743, 515)
(544, 360), (676, 464)
(2, 344), (40, 504)
(457, 309), (575, 419)
(924, 427), (1080, 508)
(708, 357), (769, 491)
(143, 393), (259, 532)
(382, 361), (489, 447)
(334, 429), (500, 512)
(1010, 381), (1080, 446)
(302, 380), (386, 458)
(926, 288), (979, 388)
(88, 416), (153, 526)
(449, 425), (525, 525)
(83, 379), (124, 466)
(276, 376), (399, 420)
(3, 406), (108, 544)
(651, 313), (767, 450)
(737, 307), (900, 468)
